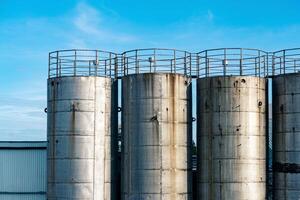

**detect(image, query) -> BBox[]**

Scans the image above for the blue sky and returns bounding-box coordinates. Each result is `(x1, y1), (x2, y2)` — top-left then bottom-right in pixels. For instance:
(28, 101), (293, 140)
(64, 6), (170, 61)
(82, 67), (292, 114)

(0, 0), (299, 141)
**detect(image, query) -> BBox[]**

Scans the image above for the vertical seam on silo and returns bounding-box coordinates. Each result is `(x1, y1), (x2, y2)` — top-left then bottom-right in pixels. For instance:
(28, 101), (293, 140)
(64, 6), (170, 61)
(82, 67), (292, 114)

(93, 78), (96, 200)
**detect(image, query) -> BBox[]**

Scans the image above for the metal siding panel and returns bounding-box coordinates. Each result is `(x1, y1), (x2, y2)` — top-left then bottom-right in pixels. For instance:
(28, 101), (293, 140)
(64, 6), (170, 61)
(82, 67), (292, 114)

(0, 194), (46, 200)
(0, 149), (46, 193)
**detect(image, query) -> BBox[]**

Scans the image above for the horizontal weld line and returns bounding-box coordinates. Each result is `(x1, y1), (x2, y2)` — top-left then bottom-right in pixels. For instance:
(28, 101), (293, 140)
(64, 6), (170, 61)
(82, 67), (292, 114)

(272, 188), (300, 191)
(198, 158), (266, 161)
(124, 97), (189, 100)
(124, 144), (191, 146)
(197, 181), (266, 183)
(48, 111), (96, 113)
(125, 169), (191, 171)
(122, 192), (191, 195)
(122, 121), (189, 124)
(47, 130), (95, 133)
(198, 134), (266, 136)
(197, 87), (266, 90)
(273, 131), (300, 134)
(48, 99), (95, 101)
(48, 110), (110, 112)
(48, 181), (93, 184)
(273, 112), (300, 114)
(273, 93), (300, 96)
(47, 134), (105, 136)
(198, 111), (265, 113)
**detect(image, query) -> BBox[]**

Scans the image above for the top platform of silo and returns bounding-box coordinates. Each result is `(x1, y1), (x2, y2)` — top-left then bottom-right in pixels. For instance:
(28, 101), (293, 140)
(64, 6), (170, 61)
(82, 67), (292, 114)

(48, 49), (117, 78)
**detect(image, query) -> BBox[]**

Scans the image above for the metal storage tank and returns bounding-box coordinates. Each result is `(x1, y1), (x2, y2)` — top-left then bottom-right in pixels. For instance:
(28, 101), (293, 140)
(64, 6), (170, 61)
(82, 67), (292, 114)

(121, 49), (193, 200)
(272, 48), (300, 200)
(0, 141), (47, 200)
(47, 50), (118, 200)
(196, 48), (268, 200)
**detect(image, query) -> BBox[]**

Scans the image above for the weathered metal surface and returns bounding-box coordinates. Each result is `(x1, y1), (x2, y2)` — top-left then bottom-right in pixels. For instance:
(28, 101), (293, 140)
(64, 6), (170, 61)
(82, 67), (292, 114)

(197, 76), (267, 200)
(121, 73), (192, 200)
(47, 76), (118, 200)
(273, 73), (300, 200)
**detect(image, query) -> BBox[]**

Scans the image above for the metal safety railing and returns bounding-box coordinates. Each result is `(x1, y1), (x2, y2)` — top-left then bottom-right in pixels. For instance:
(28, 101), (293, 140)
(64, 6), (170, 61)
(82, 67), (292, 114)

(48, 48), (300, 79)
(195, 48), (269, 78)
(120, 48), (192, 77)
(272, 48), (300, 76)
(48, 49), (118, 78)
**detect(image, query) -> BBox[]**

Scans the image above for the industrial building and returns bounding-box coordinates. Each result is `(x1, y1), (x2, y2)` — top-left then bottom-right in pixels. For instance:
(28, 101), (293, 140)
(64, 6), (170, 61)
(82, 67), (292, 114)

(3, 47), (300, 200)
(0, 141), (47, 200)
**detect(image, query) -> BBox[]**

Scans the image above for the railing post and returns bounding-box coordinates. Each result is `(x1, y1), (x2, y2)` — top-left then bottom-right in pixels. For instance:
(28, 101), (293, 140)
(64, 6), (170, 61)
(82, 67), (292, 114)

(272, 54), (275, 76)
(74, 50), (77, 76)
(48, 53), (51, 78)
(196, 54), (199, 77)
(205, 51), (209, 77)
(174, 50), (176, 73)
(189, 53), (192, 77)
(224, 49), (226, 76)
(283, 50), (286, 74)
(184, 52), (187, 75)
(109, 53), (112, 77)
(135, 50), (138, 74)
(153, 49), (156, 72)
(240, 49), (243, 76)
(56, 51), (59, 77)
(258, 51), (261, 77)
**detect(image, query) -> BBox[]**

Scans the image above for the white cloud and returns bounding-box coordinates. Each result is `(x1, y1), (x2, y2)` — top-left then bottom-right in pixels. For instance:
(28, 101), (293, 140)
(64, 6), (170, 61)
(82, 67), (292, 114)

(72, 2), (138, 44)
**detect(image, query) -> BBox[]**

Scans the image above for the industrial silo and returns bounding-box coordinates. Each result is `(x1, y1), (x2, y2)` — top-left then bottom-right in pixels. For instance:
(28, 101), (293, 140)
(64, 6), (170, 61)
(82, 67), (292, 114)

(196, 48), (268, 199)
(121, 49), (193, 200)
(272, 48), (300, 200)
(47, 50), (118, 199)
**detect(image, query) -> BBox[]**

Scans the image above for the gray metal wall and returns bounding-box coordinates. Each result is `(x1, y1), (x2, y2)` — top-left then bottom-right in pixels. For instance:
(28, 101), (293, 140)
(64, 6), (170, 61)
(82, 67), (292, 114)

(273, 73), (300, 199)
(121, 73), (192, 200)
(47, 76), (118, 200)
(197, 76), (267, 200)
(0, 141), (47, 200)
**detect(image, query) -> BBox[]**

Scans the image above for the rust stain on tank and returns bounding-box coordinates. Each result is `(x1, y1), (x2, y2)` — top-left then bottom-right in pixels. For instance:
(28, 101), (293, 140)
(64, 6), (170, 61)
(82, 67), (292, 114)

(49, 79), (57, 195)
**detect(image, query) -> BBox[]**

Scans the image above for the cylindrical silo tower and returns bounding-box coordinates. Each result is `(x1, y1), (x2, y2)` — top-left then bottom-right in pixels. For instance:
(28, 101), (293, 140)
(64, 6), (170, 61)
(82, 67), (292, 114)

(47, 50), (118, 199)
(196, 48), (268, 199)
(121, 49), (193, 200)
(272, 48), (300, 200)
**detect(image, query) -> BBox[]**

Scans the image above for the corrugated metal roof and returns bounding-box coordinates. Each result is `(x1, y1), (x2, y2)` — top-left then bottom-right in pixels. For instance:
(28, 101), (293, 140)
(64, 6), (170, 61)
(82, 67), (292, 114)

(0, 141), (47, 148)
